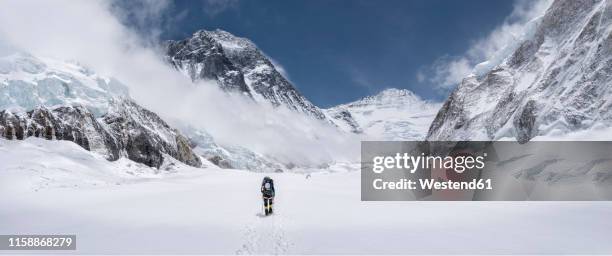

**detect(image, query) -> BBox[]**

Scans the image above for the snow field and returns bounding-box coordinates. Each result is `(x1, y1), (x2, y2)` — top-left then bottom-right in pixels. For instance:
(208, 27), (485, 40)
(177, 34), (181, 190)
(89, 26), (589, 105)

(1, 139), (612, 254)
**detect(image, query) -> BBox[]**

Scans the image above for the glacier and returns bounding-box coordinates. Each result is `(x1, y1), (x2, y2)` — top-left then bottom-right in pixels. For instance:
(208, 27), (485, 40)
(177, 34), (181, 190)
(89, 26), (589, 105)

(0, 52), (129, 116)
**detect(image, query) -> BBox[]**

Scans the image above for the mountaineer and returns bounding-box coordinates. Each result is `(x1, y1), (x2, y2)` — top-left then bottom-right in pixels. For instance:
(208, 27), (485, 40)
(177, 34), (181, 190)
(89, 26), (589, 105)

(261, 176), (275, 216)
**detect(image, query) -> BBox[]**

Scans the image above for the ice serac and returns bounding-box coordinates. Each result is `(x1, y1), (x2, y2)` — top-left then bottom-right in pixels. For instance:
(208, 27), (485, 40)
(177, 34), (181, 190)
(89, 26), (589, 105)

(181, 126), (284, 171)
(0, 53), (129, 116)
(427, 0), (612, 142)
(325, 88), (441, 140)
(165, 29), (326, 120)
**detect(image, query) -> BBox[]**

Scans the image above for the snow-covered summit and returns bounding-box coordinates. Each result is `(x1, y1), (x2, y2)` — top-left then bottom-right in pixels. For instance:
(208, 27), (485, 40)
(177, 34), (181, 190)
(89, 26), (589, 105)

(204, 29), (256, 52)
(165, 29), (326, 120)
(345, 88), (433, 109)
(325, 88), (441, 140)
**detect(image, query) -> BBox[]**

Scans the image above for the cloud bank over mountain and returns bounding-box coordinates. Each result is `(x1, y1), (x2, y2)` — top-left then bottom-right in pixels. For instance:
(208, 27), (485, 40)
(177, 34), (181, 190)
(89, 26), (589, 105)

(0, 0), (358, 166)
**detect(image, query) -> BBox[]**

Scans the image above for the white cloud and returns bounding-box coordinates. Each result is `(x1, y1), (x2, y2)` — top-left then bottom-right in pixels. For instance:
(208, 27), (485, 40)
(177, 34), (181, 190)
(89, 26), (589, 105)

(351, 72), (373, 89)
(345, 64), (378, 91)
(427, 56), (473, 90)
(415, 70), (426, 83)
(110, 0), (188, 44)
(418, 0), (552, 91)
(0, 0), (359, 166)
(202, 0), (239, 18)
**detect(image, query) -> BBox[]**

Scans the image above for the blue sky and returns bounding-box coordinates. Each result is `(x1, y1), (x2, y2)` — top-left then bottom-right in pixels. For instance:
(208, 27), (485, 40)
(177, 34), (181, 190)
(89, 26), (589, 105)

(154, 0), (519, 107)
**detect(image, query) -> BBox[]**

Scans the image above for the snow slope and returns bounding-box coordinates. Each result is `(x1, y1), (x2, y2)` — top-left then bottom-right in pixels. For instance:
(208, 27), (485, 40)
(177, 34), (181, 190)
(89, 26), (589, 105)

(1, 138), (611, 254)
(428, 0), (612, 142)
(326, 88), (441, 140)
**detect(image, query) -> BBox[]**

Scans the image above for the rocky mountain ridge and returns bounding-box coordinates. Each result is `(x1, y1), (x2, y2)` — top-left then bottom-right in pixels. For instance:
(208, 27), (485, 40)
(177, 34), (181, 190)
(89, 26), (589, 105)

(165, 29), (326, 120)
(0, 99), (202, 169)
(427, 0), (612, 142)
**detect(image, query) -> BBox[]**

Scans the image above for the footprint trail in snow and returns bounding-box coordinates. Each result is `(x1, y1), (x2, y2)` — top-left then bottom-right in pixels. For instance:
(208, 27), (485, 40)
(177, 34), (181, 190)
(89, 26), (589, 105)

(236, 212), (291, 255)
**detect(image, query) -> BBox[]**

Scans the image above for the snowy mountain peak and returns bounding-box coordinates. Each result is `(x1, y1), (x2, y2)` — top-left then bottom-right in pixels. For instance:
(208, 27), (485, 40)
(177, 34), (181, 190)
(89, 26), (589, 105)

(350, 88), (427, 108)
(325, 88), (441, 140)
(166, 29), (326, 120)
(375, 88), (417, 98)
(187, 29), (257, 54)
(202, 29), (257, 52)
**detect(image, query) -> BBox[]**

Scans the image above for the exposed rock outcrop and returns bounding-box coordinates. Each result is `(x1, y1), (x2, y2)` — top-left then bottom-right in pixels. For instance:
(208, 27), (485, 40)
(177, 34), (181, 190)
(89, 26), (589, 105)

(102, 99), (202, 168)
(0, 100), (202, 169)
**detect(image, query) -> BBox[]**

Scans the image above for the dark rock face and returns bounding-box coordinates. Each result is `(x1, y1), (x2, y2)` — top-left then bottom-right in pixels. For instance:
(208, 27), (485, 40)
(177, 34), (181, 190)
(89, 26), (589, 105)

(165, 29), (326, 120)
(427, 89), (466, 139)
(0, 100), (202, 169)
(166, 33), (251, 94)
(514, 100), (538, 143)
(53, 106), (121, 159)
(0, 106), (120, 160)
(325, 108), (362, 134)
(102, 99), (202, 168)
(206, 155), (233, 169)
(427, 0), (612, 141)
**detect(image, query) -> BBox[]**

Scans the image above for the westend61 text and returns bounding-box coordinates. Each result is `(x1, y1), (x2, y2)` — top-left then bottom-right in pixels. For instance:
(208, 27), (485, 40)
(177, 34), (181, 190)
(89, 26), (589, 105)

(372, 178), (493, 191)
